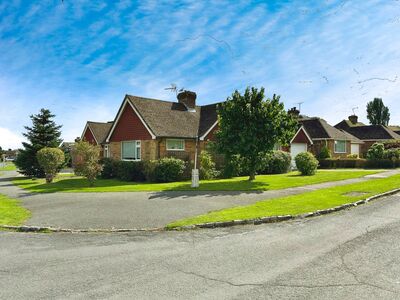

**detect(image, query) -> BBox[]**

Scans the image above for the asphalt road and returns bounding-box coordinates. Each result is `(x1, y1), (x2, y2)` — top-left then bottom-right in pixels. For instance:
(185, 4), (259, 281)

(1, 192), (400, 299)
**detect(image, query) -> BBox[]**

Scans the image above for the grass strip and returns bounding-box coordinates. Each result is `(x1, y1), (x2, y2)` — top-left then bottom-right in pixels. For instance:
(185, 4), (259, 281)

(167, 174), (400, 228)
(0, 194), (31, 226)
(12, 170), (379, 193)
(0, 162), (16, 171)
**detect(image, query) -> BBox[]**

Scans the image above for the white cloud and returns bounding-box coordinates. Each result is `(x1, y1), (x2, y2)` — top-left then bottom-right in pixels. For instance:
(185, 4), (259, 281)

(0, 127), (24, 150)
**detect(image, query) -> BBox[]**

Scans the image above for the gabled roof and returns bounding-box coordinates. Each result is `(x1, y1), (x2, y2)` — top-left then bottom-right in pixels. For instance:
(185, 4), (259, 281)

(105, 95), (220, 140)
(340, 125), (400, 141)
(84, 121), (113, 144)
(388, 125), (400, 135)
(299, 117), (362, 143)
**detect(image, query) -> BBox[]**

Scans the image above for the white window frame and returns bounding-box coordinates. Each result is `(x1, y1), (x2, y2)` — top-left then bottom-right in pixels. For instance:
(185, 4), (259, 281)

(334, 140), (346, 153)
(121, 140), (141, 161)
(103, 145), (109, 158)
(166, 139), (185, 151)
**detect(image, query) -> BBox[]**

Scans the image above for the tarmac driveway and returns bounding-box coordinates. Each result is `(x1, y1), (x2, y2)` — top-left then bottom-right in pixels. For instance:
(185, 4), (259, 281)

(1, 170), (399, 229)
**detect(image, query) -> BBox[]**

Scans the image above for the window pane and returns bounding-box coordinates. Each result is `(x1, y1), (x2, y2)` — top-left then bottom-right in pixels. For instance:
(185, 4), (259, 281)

(335, 141), (346, 153)
(136, 141), (141, 160)
(122, 141), (136, 159)
(167, 139), (184, 150)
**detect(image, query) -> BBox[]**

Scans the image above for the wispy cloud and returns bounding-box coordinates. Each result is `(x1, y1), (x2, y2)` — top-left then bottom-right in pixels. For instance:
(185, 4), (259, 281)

(1, 0), (400, 148)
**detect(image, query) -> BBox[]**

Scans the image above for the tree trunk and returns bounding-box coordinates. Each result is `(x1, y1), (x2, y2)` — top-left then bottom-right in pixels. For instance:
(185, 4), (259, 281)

(248, 172), (256, 181)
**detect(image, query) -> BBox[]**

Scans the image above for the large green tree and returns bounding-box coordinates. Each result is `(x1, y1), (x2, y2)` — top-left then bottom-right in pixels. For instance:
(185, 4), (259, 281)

(366, 98), (390, 126)
(215, 87), (297, 180)
(15, 109), (62, 177)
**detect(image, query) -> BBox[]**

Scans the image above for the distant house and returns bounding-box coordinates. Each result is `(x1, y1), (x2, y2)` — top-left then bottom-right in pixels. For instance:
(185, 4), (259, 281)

(81, 121), (114, 157)
(289, 110), (363, 162)
(335, 115), (400, 156)
(85, 91), (220, 162)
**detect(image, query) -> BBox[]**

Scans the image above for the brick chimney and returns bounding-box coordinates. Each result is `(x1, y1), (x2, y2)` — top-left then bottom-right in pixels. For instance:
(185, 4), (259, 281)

(288, 107), (300, 118)
(177, 90), (196, 111)
(348, 115), (358, 124)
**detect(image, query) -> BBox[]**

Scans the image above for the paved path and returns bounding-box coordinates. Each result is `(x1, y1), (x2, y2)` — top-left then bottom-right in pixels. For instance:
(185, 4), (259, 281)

(0, 169), (399, 229)
(1, 191), (400, 299)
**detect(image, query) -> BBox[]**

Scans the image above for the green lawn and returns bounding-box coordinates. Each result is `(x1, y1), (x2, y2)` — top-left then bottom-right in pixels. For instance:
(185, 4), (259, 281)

(0, 194), (30, 226)
(12, 170), (379, 193)
(167, 174), (400, 228)
(0, 162), (16, 171)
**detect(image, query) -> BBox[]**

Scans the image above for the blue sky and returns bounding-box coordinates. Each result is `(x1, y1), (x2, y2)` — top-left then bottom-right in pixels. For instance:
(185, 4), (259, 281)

(1, 0), (400, 149)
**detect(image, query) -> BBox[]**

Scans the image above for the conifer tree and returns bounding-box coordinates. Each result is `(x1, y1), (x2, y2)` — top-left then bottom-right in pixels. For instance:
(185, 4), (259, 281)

(15, 109), (62, 177)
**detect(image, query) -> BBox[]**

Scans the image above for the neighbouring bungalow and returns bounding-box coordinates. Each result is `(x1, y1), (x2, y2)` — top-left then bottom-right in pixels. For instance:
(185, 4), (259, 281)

(289, 108), (363, 162)
(101, 91), (219, 162)
(81, 121), (114, 157)
(335, 115), (400, 156)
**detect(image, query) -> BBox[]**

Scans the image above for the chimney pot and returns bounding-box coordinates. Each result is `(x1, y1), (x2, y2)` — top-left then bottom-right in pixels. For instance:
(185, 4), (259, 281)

(348, 115), (358, 124)
(177, 90), (197, 111)
(288, 107), (300, 118)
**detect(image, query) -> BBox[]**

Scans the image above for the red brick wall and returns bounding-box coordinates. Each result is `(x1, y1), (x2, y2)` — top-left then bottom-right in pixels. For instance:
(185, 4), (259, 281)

(204, 124), (218, 141)
(83, 128), (97, 145)
(109, 102), (152, 142)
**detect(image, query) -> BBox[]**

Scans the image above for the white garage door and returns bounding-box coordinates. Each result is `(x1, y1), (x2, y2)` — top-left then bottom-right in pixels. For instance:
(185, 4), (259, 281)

(351, 144), (360, 155)
(291, 143), (308, 167)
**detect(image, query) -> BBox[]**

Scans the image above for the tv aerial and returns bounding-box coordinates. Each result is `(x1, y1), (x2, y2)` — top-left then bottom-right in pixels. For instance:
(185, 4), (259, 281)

(164, 83), (178, 94)
(352, 106), (359, 115)
(295, 101), (304, 112)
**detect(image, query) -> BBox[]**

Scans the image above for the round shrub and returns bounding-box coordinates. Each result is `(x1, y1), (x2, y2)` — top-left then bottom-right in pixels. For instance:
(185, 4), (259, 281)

(36, 147), (65, 183)
(367, 143), (385, 160)
(383, 148), (400, 160)
(295, 152), (318, 176)
(199, 150), (219, 180)
(260, 150), (291, 174)
(152, 157), (186, 183)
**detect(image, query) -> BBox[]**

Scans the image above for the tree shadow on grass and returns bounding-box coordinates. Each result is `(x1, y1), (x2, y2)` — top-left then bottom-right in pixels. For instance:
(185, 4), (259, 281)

(11, 177), (270, 195)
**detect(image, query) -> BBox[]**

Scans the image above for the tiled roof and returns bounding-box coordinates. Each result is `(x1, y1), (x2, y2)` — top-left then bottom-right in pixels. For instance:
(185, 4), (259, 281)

(299, 117), (362, 143)
(126, 95), (219, 139)
(87, 121), (113, 144)
(341, 125), (400, 140)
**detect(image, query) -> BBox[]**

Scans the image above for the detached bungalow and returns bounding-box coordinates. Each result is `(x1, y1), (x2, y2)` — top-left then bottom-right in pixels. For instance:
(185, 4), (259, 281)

(335, 115), (400, 156)
(290, 115), (363, 161)
(81, 121), (114, 157)
(100, 91), (219, 162)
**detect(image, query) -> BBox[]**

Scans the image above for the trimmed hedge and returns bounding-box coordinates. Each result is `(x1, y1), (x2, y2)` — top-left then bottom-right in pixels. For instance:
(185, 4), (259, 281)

(319, 158), (367, 169)
(260, 151), (291, 174)
(100, 159), (146, 182)
(319, 158), (400, 169)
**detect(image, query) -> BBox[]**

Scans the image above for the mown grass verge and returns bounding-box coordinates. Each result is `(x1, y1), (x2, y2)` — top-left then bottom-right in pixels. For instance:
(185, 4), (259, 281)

(12, 170), (379, 193)
(167, 174), (400, 229)
(0, 194), (30, 226)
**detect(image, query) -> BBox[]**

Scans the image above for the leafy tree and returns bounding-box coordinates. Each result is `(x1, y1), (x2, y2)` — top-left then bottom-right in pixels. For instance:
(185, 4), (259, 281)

(14, 109), (62, 177)
(72, 141), (101, 186)
(37, 148), (65, 183)
(366, 98), (390, 126)
(215, 87), (297, 180)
